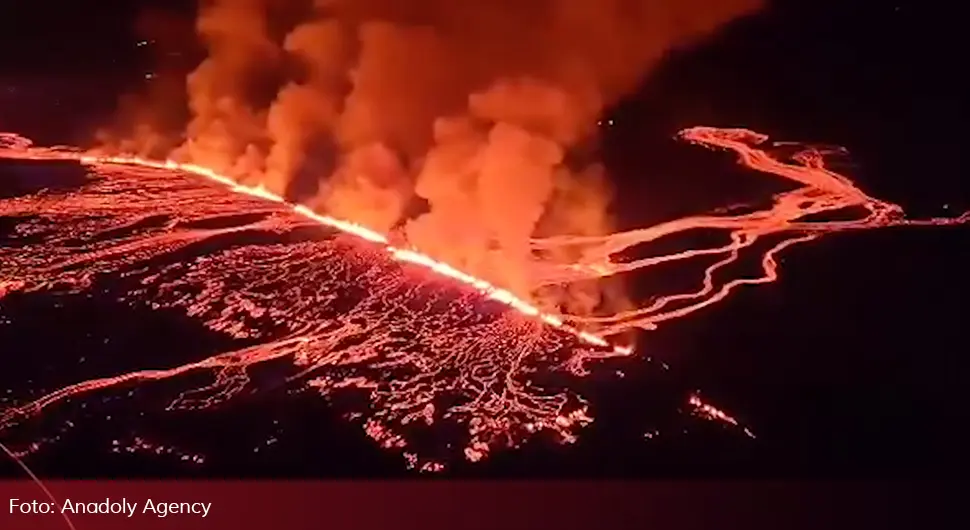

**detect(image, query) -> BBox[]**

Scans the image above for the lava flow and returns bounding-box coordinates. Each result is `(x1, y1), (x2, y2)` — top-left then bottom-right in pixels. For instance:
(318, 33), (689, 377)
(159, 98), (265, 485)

(0, 131), (622, 469)
(1, 127), (966, 469)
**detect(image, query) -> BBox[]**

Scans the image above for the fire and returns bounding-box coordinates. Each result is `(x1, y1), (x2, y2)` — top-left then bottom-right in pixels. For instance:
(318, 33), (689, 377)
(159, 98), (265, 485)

(1, 127), (966, 468)
(81, 149), (629, 355)
(5, 133), (632, 354)
(1, 130), (632, 468)
(688, 393), (756, 438)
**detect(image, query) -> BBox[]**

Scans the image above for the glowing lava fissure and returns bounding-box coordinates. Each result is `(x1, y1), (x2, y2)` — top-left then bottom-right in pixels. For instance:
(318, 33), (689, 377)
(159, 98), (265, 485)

(1, 132), (622, 352)
(0, 132), (619, 470)
(1, 126), (967, 470)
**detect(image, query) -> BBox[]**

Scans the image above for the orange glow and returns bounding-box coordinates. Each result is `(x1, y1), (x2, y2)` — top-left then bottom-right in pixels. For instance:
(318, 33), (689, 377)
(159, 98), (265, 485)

(74, 148), (629, 355)
(1, 127), (966, 467)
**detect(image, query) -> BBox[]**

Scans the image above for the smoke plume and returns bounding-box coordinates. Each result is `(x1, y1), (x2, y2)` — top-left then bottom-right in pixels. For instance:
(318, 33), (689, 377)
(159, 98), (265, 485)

(103, 0), (764, 322)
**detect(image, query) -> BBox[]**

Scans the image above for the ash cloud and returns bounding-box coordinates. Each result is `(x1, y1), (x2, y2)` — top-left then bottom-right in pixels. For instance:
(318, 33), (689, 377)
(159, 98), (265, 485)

(101, 0), (763, 320)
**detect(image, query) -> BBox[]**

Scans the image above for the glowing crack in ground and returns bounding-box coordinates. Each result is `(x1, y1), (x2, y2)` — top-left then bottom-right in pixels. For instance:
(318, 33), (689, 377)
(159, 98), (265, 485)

(0, 127), (966, 470)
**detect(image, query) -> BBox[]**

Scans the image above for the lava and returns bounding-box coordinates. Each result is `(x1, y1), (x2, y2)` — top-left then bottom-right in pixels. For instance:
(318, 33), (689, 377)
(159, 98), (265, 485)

(0, 134), (618, 469)
(529, 127), (968, 336)
(1, 127), (967, 469)
(0, 132), (624, 353)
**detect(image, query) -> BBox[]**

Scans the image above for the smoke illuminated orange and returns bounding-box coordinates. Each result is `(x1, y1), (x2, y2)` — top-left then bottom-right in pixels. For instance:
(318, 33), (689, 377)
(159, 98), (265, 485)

(5, 133), (625, 354)
(1, 127), (966, 469)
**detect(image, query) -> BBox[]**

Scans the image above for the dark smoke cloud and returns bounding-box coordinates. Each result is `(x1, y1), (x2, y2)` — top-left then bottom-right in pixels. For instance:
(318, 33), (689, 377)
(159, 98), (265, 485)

(103, 0), (764, 318)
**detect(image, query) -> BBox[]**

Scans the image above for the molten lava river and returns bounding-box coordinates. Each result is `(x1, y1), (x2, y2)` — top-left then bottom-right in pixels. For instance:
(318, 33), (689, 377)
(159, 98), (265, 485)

(0, 128), (965, 473)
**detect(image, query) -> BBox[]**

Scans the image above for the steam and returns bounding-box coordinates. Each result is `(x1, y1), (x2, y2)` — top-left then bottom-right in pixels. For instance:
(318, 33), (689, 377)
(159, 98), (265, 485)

(174, 0), (280, 180)
(102, 0), (764, 321)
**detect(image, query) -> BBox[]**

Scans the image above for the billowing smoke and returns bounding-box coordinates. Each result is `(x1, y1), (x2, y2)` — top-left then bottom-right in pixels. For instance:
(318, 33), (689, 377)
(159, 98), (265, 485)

(173, 0), (282, 180)
(102, 0), (764, 322)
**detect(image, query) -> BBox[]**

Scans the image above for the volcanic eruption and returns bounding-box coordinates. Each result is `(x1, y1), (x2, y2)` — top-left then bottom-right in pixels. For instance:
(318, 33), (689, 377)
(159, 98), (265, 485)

(1, 0), (968, 470)
(95, 0), (776, 329)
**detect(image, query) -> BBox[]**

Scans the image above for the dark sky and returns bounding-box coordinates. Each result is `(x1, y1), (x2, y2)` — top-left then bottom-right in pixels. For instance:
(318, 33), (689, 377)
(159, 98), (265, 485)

(0, 0), (195, 75)
(1, 1), (140, 73)
(0, 1), (957, 77)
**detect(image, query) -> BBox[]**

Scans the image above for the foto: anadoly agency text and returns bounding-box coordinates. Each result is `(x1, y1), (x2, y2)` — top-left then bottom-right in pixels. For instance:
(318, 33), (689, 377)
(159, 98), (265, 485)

(15, 498), (213, 518)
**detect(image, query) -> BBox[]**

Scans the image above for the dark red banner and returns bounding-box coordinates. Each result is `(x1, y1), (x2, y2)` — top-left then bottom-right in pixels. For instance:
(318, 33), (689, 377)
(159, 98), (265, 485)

(0, 481), (938, 530)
